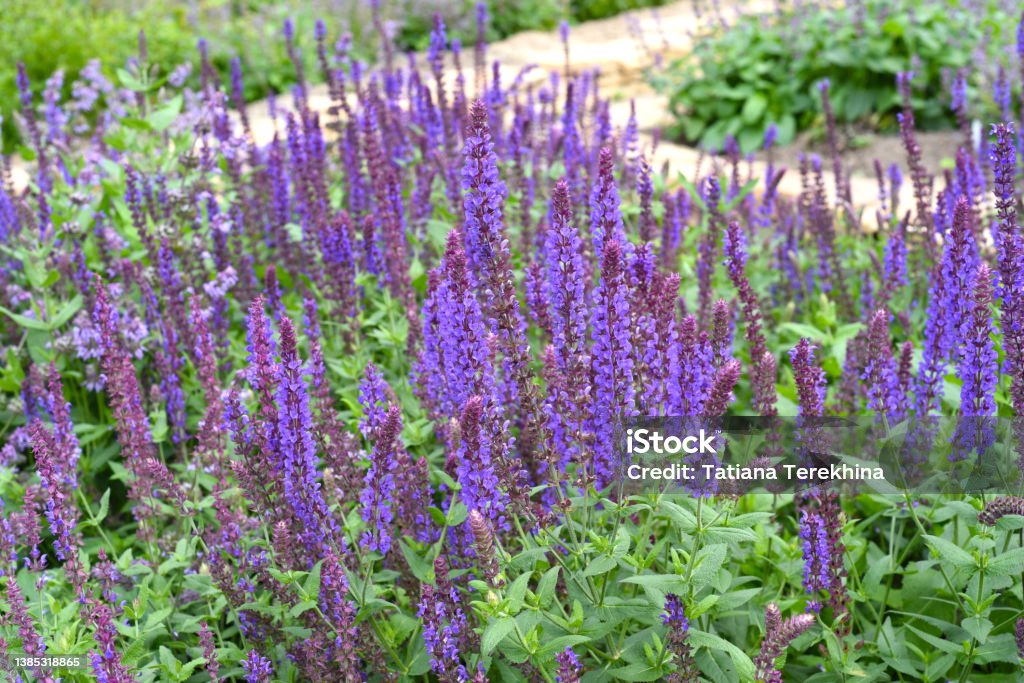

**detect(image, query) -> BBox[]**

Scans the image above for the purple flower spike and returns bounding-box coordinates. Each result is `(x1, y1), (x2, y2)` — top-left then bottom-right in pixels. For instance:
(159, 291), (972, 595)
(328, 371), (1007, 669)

(661, 594), (697, 682)
(555, 647), (582, 683)
(360, 404), (401, 556)
(241, 650), (273, 683)
(590, 240), (635, 486)
(754, 604), (816, 683)
(790, 339), (826, 418)
(275, 317), (336, 551)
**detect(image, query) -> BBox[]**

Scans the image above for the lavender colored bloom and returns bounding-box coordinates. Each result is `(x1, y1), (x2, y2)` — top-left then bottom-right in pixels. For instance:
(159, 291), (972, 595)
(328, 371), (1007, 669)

(590, 147), (629, 264)
(544, 179), (591, 468)
(942, 197), (980, 344)
(882, 217), (908, 293)
(862, 309), (902, 417)
(168, 62), (192, 88)
(696, 176), (725, 321)
(887, 163), (903, 212)
(590, 240), (635, 485)
(754, 605), (815, 683)
(994, 66), (1012, 122)
(799, 509), (830, 612)
(419, 585), (461, 678)
(415, 231), (495, 419)
(723, 221), (776, 415)
(360, 404), (401, 556)
(637, 158), (656, 242)
(198, 622), (220, 683)
(950, 68), (969, 135)
(990, 124), (1024, 417)
(240, 650), (273, 683)
(562, 85), (583, 202)
(419, 559), (471, 681)
(275, 317), (336, 550)
(555, 647), (582, 683)
(454, 397), (507, 522)
(954, 264), (998, 459)
(29, 404), (81, 564)
(89, 602), (137, 683)
(896, 96), (934, 238)
(790, 339), (826, 417)
(461, 100), (543, 471)
(92, 279), (184, 523)
(203, 266), (238, 300)
(43, 70), (67, 145)
(461, 99), (509, 278)
(661, 594), (697, 682)
(359, 361), (390, 439)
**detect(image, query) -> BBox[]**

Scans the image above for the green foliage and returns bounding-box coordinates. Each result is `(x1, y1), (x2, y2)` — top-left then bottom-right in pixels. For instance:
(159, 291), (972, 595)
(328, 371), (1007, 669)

(653, 0), (1016, 153)
(2, 0), (669, 152)
(0, 0), (356, 153)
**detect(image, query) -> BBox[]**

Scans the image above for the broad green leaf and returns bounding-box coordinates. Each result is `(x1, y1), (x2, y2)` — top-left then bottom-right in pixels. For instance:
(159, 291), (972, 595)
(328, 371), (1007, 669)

(922, 535), (977, 573)
(149, 95), (183, 132)
(536, 566), (559, 607)
(689, 630), (757, 679)
(741, 93), (768, 124)
(289, 600), (319, 618)
(482, 616), (516, 656)
(985, 548), (1024, 577)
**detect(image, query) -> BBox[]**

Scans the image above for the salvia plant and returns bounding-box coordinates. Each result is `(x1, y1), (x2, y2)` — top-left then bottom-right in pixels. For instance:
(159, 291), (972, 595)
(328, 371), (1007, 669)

(2, 4), (1024, 683)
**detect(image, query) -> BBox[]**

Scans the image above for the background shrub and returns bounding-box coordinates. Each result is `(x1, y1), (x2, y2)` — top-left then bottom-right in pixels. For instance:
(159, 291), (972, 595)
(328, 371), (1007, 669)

(653, 0), (1018, 153)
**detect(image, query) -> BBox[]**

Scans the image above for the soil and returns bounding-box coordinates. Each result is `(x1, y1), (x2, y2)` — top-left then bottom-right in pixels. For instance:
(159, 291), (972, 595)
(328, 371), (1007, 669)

(757, 128), (966, 182)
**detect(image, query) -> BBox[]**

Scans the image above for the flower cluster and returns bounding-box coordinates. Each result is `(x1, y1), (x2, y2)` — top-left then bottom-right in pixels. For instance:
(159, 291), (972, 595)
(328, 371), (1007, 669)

(1, 6), (1024, 682)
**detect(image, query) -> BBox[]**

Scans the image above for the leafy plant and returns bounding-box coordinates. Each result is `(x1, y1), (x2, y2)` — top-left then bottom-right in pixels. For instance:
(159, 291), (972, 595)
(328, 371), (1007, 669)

(652, 0), (1016, 152)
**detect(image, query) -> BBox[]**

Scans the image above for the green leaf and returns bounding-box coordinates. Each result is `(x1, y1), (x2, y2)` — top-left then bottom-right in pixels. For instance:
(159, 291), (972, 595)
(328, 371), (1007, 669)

(116, 68), (148, 92)
(582, 555), (618, 577)
(505, 573), (531, 613)
(620, 573), (686, 593)
(400, 540), (435, 584)
(447, 502), (468, 527)
(159, 646), (177, 673)
(289, 600), (319, 618)
(536, 635), (590, 659)
(482, 616), (516, 655)
(0, 305), (50, 331)
(149, 95), (183, 132)
(607, 662), (664, 681)
(741, 94), (768, 124)
(689, 630), (757, 679)
(779, 322), (830, 343)
(961, 616), (992, 644)
(986, 548), (1024, 577)
(536, 566), (560, 608)
(690, 544), (728, 589)
(303, 560), (323, 600)
(923, 534), (977, 573)
(52, 295), (84, 328)
(96, 488), (111, 524)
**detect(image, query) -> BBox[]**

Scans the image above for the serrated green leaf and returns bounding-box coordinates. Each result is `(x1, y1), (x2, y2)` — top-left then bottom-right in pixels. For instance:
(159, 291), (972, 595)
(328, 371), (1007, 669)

(923, 534), (977, 573)
(536, 566), (559, 608)
(304, 560), (323, 600)
(289, 600), (319, 618)
(482, 616), (516, 655)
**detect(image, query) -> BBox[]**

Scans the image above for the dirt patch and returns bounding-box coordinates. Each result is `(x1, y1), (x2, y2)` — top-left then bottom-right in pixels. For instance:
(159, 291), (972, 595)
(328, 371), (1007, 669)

(756, 128), (965, 181)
